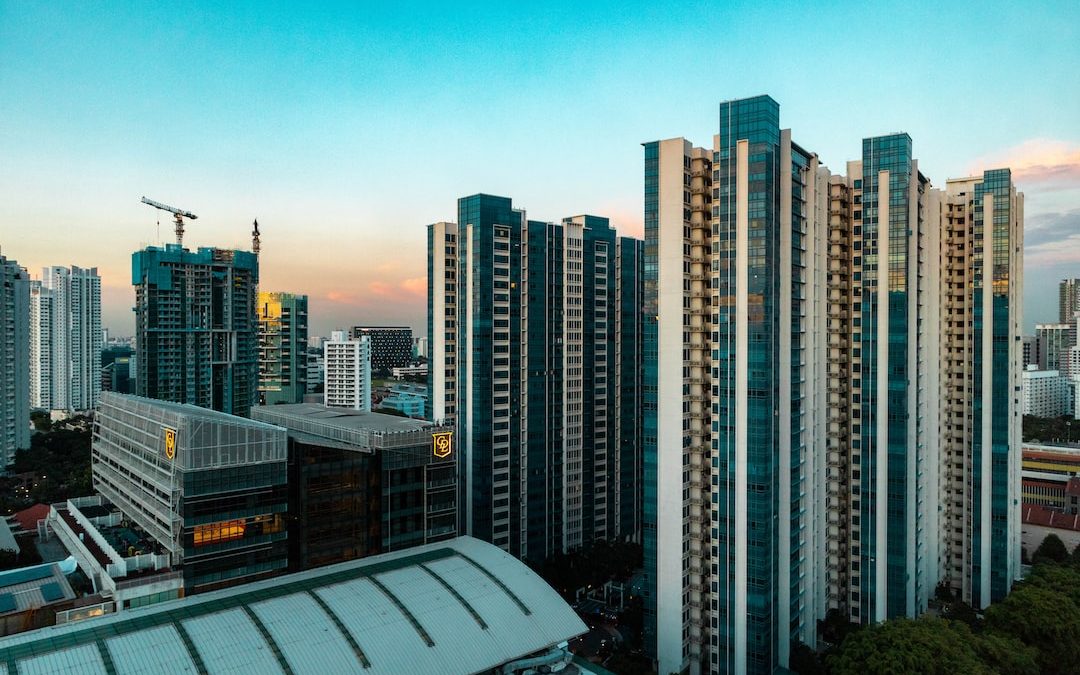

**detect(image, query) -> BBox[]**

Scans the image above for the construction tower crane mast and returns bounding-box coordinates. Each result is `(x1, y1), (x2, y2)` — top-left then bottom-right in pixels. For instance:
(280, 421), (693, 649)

(141, 196), (197, 246)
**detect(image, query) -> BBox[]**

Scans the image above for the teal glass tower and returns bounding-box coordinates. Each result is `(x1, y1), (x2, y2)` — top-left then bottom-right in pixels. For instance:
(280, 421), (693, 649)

(133, 244), (259, 417)
(644, 96), (827, 674)
(427, 195), (643, 561)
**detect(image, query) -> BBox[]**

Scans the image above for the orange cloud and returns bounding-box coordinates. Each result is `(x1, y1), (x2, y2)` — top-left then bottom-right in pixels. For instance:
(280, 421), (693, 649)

(400, 277), (426, 296)
(969, 139), (1080, 188)
(326, 290), (359, 303)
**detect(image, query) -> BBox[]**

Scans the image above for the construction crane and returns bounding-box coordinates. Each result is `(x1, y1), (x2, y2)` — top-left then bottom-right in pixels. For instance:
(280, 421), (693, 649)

(141, 196), (197, 246)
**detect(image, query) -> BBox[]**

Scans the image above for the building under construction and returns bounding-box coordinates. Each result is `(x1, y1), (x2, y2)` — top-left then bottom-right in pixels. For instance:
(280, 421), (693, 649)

(133, 243), (259, 416)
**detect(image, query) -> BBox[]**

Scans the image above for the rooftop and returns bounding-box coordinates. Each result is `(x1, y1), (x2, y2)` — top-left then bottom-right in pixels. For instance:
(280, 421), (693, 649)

(254, 403), (432, 433)
(0, 561), (75, 616)
(252, 403), (450, 452)
(101, 392), (283, 431)
(0, 536), (586, 674)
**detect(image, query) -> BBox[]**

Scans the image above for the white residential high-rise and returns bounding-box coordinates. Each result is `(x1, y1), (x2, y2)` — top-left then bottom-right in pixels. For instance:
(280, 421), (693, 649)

(642, 96), (1024, 674)
(1, 251), (31, 472)
(324, 331), (371, 411)
(29, 280), (54, 409)
(36, 265), (102, 411)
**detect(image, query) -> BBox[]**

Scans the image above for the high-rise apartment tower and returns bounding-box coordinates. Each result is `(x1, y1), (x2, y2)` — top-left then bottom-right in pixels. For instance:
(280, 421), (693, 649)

(427, 195), (643, 561)
(133, 244), (258, 417)
(642, 96), (1023, 674)
(257, 292), (309, 405)
(0, 252), (30, 472)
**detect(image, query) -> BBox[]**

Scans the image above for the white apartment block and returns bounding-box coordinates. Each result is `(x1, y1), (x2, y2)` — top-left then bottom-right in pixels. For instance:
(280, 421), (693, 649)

(37, 265), (101, 411)
(29, 280), (53, 409)
(323, 331), (371, 411)
(1022, 367), (1070, 417)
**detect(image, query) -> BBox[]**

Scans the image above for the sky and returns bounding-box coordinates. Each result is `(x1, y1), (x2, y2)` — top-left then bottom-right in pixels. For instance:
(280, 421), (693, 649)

(1, 1), (1078, 337)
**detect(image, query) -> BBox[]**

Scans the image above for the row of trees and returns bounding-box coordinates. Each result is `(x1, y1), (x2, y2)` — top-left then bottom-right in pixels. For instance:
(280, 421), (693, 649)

(796, 534), (1080, 674)
(0, 416), (92, 515)
(1022, 413), (1080, 444)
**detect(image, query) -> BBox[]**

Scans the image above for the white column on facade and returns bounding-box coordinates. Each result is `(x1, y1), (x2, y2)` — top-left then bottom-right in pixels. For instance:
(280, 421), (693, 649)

(655, 139), (689, 675)
(875, 170), (890, 623)
(1010, 192), (1025, 581)
(734, 138), (750, 673)
(925, 188), (943, 599)
(430, 223), (451, 421)
(811, 163), (830, 635)
(980, 193), (994, 608)
(563, 221), (584, 550)
(778, 130), (793, 666)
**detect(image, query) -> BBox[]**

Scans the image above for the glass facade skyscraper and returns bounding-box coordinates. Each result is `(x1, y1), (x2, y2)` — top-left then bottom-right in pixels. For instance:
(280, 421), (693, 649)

(644, 97), (826, 674)
(428, 195), (643, 562)
(644, 96), (1023, 673)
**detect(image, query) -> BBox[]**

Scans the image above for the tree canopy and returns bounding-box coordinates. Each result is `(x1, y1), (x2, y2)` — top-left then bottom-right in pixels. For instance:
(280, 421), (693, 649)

(827, 618), (1000, 675)
(1032, 532), (1069, 564)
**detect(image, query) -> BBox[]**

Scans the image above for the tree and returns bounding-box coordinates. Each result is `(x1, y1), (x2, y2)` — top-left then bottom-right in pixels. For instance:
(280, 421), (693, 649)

(789, 641), (826, 675)
(984, 584), (1080, 674)
(970, 631), (1039, 675)
(1023, 562), (1080, 608)
(1072, 542), (1080, 567)
(828, 617), (992, 675)
(1032, 533), (1069, 564)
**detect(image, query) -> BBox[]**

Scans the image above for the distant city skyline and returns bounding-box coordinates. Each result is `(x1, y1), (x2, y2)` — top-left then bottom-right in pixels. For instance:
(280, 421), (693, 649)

(2, 2), (1078, 336)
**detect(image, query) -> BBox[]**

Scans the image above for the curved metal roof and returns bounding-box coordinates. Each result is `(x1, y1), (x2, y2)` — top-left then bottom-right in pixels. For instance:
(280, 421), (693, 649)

(0, 537), (587, 675)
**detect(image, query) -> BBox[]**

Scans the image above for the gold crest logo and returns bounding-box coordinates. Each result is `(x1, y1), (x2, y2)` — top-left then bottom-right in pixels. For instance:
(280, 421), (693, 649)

(164, 427), (177, 461)
(432, 431), (453, 459)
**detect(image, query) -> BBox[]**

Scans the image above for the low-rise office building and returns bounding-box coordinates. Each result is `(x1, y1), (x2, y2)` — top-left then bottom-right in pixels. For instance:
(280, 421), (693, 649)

(1022, 442), (1080, 509)
(379, 382), (428, 418)
(251, 403), (456, 570)
(43, 496), (182, 612)
(92, 392), (290, 595)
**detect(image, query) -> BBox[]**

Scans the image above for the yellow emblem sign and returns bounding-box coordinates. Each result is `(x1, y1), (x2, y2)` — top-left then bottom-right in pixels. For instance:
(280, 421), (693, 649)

(164, 427), (177, 461)
(432, 431), (453, 459)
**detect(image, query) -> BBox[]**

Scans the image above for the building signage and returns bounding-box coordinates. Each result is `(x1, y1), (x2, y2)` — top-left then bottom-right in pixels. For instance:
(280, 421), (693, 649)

(164, 427), (177, 461)
(432, 431), (453, 459)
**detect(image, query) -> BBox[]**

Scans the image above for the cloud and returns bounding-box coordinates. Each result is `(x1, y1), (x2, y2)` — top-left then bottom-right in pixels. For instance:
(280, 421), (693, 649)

(400, 277), (426, 296)
(1025, 209), (1080, 248)
(1024, 209), (1080, 266)
(969, 139), (1080, 189)
(367, 277), (427, 300)
(326, 290), (359, 303)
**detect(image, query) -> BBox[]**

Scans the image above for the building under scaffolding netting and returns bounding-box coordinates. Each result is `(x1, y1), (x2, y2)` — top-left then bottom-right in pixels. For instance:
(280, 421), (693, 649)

(92, 392), (289, 594)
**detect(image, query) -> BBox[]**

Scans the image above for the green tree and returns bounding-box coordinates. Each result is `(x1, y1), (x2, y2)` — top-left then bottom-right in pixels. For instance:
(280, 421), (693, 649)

(984, 583), (1080, 674)
(971, 631), (1039, 675)
(1071, 542), (1080, 566)
(1023, 562), (1080, 609)
(1032, 533), (1069, 564)
(828, 618), (991, 675)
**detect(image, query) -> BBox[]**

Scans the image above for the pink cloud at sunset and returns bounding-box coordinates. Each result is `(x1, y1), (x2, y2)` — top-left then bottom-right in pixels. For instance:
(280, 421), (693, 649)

(968, 139), (1080, 188)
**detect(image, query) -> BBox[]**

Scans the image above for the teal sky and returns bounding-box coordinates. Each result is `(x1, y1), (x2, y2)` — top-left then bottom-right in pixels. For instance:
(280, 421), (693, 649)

(2, 1), (1078, 336)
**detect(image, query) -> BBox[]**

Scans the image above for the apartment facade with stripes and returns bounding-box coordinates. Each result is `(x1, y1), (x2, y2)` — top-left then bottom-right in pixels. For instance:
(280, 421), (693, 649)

(643, 96), (1023, 674)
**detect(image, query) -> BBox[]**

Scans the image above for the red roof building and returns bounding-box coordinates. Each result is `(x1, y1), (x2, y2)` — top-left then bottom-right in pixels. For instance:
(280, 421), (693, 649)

(11, 503), (50, 532)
